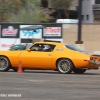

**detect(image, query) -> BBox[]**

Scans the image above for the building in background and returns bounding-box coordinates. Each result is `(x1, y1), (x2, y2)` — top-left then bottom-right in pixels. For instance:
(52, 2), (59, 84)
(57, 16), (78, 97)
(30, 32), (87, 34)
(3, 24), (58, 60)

(0, 0), (99, 23)
(69, 0), (78, 19)
(81, 0), (100, 23)
(41, 0), (100, 23)
(81, 0), (94, 23)
(41, 0), (78, 20)
(93, 0), (100, 23)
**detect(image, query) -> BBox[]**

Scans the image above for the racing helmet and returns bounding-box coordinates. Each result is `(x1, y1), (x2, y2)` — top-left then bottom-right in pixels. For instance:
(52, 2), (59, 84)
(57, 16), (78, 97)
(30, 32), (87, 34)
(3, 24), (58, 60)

(43, 45), (51, 51)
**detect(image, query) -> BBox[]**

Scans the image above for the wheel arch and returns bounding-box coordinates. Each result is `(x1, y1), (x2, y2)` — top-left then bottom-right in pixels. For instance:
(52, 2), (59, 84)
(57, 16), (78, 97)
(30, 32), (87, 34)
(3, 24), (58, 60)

(0, 55), (12, 67)
(56, 57), (75, 68)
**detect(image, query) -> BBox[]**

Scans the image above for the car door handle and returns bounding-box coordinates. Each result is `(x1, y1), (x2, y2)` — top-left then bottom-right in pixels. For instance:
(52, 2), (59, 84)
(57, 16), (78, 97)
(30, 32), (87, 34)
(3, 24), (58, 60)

(48, 54), (52, 56)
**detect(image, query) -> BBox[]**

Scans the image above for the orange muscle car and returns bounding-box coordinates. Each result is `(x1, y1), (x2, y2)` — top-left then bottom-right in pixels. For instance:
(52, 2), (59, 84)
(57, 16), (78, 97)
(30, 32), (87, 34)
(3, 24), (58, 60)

(0, 42), (100, 74)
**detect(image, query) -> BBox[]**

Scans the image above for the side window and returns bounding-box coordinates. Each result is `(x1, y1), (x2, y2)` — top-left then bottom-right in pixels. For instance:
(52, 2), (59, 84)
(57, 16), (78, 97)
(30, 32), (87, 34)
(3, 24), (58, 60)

(30, 44), (55, 52)
(30, 44), (44, 51)
(42, 44), (55, 52)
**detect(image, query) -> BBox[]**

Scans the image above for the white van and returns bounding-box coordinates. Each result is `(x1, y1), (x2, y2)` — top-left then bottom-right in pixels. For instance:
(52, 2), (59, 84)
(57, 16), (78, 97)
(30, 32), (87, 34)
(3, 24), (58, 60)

(56, 19), (78, 23)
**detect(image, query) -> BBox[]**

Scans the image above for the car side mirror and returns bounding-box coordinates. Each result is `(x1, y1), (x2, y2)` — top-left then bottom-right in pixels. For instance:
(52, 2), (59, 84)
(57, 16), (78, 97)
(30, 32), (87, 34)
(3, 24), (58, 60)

(27, 48), (31, 52)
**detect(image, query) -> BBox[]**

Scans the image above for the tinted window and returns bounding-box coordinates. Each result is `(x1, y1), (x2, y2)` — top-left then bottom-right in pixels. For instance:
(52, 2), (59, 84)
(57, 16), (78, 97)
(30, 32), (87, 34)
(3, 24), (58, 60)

(30, 44), (55, 52)
(65, 45), (84, 52)
(65, 45), (90, 55)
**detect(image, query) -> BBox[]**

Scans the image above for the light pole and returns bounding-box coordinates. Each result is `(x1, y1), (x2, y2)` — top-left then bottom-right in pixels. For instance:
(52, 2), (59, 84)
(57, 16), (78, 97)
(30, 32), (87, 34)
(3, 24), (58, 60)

(75, 0), (84, 50)
(76, 0), (83, 44)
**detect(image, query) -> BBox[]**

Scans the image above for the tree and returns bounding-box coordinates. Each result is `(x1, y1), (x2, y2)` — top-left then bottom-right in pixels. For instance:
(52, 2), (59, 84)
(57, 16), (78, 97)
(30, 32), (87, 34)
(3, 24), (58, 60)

(7, 8), (41, 23)
(0, 0), (76, 22)
(0, 0), (26, 22)
(7, 0), (42, 23)
(49, 0), (74, 19)
(0, 0), (50, 23)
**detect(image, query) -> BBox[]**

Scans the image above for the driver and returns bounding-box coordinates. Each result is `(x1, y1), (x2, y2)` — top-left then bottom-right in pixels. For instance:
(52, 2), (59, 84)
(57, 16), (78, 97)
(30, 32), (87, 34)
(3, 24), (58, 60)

(43, 45), (51, 51)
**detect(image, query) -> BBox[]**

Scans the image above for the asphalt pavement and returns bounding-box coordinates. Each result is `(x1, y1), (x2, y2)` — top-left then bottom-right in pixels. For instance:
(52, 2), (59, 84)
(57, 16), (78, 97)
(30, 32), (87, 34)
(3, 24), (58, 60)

(0, 69), (100, 100)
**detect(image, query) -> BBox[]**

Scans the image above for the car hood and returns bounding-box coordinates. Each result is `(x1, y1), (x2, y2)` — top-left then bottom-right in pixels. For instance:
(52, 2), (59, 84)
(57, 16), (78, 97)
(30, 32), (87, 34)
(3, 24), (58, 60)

(0, 50), (22, 56)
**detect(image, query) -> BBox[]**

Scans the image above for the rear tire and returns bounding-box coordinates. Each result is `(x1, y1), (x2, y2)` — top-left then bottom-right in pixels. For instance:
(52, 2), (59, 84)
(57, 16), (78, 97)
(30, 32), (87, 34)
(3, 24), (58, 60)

(73, 68), (86, 74)
(57, 59), (74, 74)
(0, 56), (11, 72)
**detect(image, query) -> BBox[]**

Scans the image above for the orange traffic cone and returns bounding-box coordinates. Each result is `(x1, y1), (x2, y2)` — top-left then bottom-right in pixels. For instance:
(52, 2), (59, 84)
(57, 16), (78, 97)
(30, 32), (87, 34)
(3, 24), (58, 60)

(17, 61), (23, 73)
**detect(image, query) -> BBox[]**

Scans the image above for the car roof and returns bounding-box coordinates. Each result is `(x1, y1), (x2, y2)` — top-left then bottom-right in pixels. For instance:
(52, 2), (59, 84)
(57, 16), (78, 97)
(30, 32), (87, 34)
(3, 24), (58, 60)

(34, 41), (63, 45)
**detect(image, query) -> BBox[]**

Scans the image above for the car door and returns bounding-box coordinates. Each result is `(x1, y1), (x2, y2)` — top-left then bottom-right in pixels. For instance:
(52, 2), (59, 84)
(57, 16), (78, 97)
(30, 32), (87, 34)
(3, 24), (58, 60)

(19, 43), (55, 69)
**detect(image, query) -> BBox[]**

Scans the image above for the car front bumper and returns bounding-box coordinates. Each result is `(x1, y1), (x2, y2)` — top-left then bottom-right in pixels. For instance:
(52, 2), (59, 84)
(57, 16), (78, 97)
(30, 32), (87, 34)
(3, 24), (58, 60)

(89, 55), (100, 66)
(89, 60), (100, 65)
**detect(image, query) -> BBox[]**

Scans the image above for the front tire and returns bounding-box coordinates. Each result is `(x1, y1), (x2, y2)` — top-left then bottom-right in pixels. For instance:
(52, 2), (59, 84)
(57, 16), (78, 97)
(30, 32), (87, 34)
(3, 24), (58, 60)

(0, 56), (11, 72)
(73, 68), (86, 74)
(57, 59), (74, 74)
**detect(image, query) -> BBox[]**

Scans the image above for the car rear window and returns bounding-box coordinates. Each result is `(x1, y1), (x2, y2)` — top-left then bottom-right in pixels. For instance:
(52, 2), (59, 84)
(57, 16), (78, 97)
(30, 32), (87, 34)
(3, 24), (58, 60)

(65, 45), (84, 52)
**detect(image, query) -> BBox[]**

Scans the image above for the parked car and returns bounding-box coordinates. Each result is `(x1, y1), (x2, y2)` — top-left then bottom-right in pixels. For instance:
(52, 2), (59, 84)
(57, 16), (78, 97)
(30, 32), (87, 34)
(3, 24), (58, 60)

(0, 42), (100, 74)
(9, 44), (26, 51)
(9, 44), (32, 51)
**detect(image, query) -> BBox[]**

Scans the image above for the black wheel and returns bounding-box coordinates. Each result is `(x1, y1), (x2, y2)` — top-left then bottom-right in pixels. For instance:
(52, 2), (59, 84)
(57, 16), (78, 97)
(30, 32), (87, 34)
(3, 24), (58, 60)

(12, 68), (17, 72)
(0, 56), (11, 72)
(57, 59), (74, 74)
(73, 68), (86, 74)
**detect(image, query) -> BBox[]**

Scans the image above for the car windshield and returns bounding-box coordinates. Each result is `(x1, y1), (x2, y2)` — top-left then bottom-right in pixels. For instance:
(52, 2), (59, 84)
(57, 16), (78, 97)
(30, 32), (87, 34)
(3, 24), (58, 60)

(65, 44), (85, 52)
